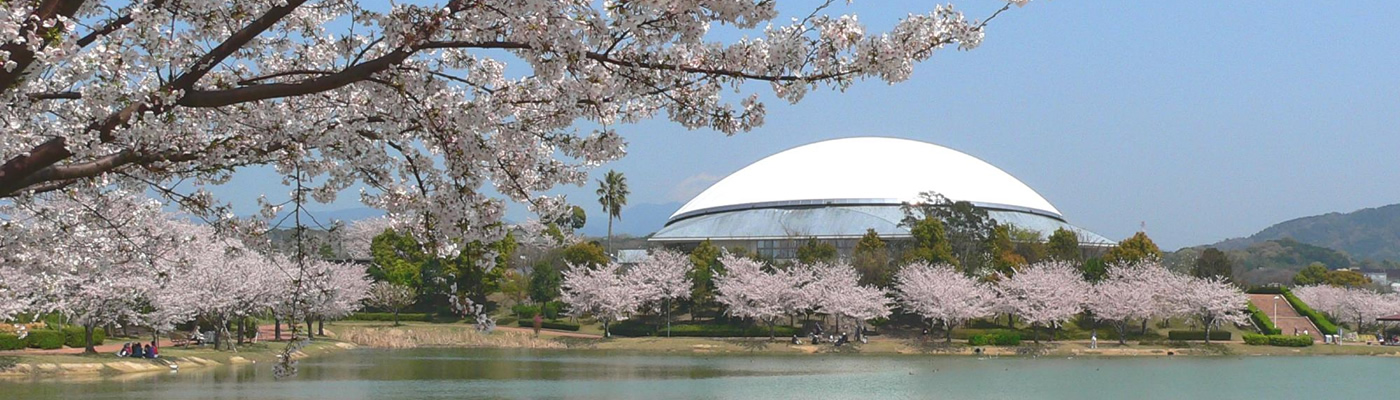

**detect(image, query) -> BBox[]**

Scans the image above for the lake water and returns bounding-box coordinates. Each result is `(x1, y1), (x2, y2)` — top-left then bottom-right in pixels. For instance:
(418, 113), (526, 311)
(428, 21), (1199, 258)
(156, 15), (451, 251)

(3, 348), (1397, 399)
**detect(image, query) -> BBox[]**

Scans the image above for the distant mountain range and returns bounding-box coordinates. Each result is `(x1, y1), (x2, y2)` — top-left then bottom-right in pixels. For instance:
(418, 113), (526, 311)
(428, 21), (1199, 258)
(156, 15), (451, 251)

(254, 202), (683, 238)
(1166, 203), (1400, 285)
(1212, 203), (1400, 263)
(576, 202), (682, 238)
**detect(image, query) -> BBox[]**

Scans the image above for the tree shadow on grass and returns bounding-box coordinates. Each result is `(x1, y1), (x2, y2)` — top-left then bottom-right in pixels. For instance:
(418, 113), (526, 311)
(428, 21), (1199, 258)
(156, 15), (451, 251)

(0, 356), (16, 372)
(555, 337), (601, 349)
(726, 338), (770, 352)
(911, 339), (962, 354)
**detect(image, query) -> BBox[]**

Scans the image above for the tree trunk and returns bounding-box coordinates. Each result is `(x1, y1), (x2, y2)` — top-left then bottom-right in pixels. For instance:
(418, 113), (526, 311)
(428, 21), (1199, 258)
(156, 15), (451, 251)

(1141, 319), (1149, 336)
(945, 320), (953, 343)
(213, 320), (223, 350)
(318, 319), (324, 336)
(393, 309), (401, 326)
(1204, 323), (1212, 345)
(769, 319), (775, 340)
(603, 320), (611, 338)
(237, 318), (246, 345)
(1116, 321), (1128, 345)
(665, 298), (672, 337)
(607, 216), (613, 254)
(274, 317), (282, 341)
(83, 324), (97, 354)
(1033, 323), (1041, 343)
(306, 319), (314, 339)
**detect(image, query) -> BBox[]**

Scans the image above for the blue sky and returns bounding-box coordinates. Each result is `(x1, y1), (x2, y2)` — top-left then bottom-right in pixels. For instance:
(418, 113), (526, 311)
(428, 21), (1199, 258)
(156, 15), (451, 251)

(209, 1), (1400, 250)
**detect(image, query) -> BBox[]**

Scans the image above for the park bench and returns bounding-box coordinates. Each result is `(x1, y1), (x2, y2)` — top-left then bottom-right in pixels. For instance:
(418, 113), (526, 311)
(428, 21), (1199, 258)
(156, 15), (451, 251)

(170, 331), (193, 348)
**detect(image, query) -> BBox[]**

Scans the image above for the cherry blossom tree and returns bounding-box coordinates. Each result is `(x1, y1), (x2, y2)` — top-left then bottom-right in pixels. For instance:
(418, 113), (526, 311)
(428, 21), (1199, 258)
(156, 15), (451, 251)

(1295, 285), (1400, 336)
(998, 261), (1089, 343)
(365, 281), (417, 326)
(303, 258), (373, 334)
(1085, 262), (1158, 344)
(714, 253), (792, 339)
(168, 238), (285, 350)
(560, 262), (641, 338)
(627, 248), (693, 336)
(1169, 275), (1246, 344)
(1, 0), (1034, 258)
(0, 188), (179, 352)
(0, 268), (32, 321)
(340, 216), (398, 260)
(894, 262), (995, 342)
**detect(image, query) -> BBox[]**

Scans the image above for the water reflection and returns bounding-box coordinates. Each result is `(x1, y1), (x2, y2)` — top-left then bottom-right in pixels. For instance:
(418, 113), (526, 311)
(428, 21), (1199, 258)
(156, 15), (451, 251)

(2, 349), (1398, 399)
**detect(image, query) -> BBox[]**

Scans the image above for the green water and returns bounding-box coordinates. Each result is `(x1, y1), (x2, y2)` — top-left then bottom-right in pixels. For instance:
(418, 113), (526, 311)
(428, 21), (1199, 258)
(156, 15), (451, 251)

(2, 349), (1397, 399)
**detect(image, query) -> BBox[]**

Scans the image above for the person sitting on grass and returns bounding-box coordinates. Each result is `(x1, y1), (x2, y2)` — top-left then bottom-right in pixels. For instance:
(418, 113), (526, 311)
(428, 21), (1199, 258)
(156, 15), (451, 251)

(130, 342), (144, 358)
(117, 343), (131, 357)
(147, 341), (159, 359)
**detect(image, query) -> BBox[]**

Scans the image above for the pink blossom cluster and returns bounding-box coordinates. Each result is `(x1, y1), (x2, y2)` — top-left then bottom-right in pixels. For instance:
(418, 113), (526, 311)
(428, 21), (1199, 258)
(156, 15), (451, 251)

(2, 0), (1032, 258)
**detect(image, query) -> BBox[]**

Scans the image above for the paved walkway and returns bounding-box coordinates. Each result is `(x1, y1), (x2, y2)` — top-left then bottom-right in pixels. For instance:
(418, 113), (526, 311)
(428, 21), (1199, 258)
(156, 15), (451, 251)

(1249, 294), (1323, 341)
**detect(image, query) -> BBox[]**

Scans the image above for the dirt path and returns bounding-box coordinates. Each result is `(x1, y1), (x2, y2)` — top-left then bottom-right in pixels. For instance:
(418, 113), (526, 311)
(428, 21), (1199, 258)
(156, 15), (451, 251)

(1249, 294), (1323, 341)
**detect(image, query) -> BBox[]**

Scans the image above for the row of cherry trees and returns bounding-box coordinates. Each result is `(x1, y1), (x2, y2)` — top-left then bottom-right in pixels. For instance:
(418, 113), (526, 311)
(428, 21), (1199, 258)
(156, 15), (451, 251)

(561, 248), (1251, 344)
(0, 190), (370, 352)
(1294, 285), (1400, 336)
(559, 249), (694, 337)
(897, 260), (1249, 344)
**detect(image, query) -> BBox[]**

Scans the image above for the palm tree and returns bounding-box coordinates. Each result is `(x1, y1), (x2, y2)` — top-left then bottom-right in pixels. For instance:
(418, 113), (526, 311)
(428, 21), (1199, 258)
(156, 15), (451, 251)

(595, 169), (629, 254)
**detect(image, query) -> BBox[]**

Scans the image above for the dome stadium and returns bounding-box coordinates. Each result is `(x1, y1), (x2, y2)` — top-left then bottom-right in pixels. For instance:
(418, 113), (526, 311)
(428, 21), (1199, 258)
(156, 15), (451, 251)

(649, 137), (1111, 260)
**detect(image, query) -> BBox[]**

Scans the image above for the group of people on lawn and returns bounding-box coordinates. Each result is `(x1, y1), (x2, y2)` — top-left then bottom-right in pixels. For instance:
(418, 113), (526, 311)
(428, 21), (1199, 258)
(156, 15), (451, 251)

(117, 341), (159, 359)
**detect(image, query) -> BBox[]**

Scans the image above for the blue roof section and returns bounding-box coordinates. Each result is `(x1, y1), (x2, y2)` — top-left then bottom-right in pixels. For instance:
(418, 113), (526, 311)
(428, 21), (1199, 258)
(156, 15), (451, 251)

(649, 205), (1113, 246)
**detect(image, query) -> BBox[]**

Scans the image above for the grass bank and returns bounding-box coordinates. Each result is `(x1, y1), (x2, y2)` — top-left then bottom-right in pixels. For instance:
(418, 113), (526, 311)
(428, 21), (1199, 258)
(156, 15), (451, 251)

(329, 321), (1400, 358)
(0, 339), (353, 378)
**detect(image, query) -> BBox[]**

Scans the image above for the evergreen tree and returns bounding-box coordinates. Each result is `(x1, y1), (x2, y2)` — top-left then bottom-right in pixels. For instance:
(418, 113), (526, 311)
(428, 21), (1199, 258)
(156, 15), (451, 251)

(852, 229), (893, 287)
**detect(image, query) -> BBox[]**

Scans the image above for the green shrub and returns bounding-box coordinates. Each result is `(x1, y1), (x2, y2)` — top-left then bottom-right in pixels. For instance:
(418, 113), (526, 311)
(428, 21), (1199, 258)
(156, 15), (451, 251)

(344, 312), (431, 322)
(543, 302), (563, 319)
(968, 330), (1022, 346)
(515, 319), (581, 331)
(1246, 286), (1286, 294)
(511, 304), (540, 318)
(1243, 333), (1312, 347)
(1282, 290), (1339, 335)
(1248, 303), (1282, 335)
(1269, 335), (1314, 347)
(511, 302), (563, 319)
(61, 326), (105, 348)
(1166, 330), (1231, 341)
(1243, 333), (1268, 345)
(25, 330), (64, 349)
(0, 333), (24, 350)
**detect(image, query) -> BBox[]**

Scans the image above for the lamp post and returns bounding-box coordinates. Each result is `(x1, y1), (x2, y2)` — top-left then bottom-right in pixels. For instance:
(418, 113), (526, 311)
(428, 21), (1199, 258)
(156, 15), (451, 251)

(1273, 295), (1281, 331)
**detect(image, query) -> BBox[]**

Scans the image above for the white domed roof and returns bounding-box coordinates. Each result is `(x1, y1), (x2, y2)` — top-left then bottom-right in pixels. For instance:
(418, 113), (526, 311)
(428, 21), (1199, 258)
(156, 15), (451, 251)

(670, 137), (1062, 222)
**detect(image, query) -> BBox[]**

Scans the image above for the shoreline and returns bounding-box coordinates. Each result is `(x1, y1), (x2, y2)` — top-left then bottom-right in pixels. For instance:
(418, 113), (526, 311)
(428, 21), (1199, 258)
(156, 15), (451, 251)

(331, 322), (1400, 358)
(0, 340), (356, 379)
(8, 322), (1397, 380)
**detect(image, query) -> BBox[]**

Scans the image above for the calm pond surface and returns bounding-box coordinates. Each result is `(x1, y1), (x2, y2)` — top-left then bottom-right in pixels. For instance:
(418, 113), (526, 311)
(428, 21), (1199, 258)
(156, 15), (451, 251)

(3, 348), (1398, 399)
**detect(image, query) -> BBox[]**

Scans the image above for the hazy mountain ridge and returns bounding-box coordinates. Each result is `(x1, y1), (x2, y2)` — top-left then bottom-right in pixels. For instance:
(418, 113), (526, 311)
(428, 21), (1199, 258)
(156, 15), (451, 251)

(1211, 203), (1400, 263)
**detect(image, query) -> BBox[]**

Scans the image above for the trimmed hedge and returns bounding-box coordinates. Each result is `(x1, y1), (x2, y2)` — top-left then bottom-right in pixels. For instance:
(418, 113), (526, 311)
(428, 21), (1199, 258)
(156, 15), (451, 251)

(611, 322), (799, 338)
(25, 330), (64, 349)
(0, 333), (24, 350)
(968, 330), (1022, 346)
(61, 326), (106, 348)
(1248, 303), (1282, 335)
(1282, 290), (1339, 335)
(1243, 333), (1313, 347)
(1167, 330), (1231, 341)
(516, 319), (581, 331)
(344, 312), (432, 322)
(1246, 286), (1286, 295)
